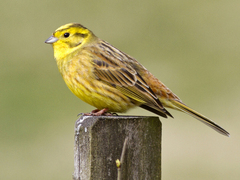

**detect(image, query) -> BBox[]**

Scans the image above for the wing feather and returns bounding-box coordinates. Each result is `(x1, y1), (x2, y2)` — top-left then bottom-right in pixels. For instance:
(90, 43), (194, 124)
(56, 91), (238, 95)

(90, 40), (172, 118)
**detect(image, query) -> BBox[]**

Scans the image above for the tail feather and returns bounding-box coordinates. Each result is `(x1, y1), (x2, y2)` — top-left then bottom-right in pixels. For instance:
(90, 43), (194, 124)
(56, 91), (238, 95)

(171, 100), (230, 137)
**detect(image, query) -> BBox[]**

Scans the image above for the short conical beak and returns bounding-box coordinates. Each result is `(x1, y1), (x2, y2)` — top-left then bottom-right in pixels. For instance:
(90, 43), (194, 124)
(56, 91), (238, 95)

(45, 35), (58, 44)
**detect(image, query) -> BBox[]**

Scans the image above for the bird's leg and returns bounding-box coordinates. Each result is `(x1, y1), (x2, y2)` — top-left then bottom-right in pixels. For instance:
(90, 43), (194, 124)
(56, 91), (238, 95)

(83, 108), (113, 116)
(93, 108), (109, 116)
(90, 109), (101, 114)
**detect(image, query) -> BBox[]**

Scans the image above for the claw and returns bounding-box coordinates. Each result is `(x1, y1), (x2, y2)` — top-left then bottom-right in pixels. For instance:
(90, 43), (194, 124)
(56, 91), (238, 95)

(77, 113), (84, 117)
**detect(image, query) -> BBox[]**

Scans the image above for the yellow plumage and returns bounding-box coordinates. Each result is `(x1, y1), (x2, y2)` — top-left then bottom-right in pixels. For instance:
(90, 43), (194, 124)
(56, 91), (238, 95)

(45, 23), (229, 137)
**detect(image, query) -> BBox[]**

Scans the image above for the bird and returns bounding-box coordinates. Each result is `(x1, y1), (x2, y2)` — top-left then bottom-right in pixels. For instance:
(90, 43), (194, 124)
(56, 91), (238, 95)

(45, 23), (230, 137)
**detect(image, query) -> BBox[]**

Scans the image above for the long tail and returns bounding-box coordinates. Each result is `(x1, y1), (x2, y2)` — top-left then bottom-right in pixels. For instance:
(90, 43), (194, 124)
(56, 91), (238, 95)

(171, 100), (230, 137)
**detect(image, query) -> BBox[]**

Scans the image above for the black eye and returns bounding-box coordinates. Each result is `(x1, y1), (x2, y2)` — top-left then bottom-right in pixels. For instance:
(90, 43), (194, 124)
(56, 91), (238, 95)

(64, 33), (70, 38)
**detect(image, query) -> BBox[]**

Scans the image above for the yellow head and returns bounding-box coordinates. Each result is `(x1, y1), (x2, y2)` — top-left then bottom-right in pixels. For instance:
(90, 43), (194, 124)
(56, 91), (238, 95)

(45, 23), (95, 60)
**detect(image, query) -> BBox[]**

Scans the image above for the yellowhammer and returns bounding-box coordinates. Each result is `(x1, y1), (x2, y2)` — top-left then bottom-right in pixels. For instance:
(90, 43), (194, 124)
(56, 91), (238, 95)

(45, 23), (229, 136)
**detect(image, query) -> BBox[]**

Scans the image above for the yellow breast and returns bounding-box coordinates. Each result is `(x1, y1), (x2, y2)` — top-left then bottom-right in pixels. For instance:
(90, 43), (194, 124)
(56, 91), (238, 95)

(57, 50), (135, 112)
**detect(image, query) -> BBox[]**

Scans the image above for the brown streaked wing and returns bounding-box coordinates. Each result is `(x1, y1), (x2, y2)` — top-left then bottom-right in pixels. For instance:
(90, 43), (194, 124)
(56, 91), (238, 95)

(90, 40), (173, 118)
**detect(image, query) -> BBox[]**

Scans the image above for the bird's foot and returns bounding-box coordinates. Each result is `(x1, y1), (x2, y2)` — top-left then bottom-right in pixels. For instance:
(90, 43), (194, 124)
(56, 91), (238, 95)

(80, 108), (118, 116)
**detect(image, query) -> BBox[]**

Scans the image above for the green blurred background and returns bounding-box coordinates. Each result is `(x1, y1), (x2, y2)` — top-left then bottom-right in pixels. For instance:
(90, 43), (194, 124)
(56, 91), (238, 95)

(1, 0), (240, 179)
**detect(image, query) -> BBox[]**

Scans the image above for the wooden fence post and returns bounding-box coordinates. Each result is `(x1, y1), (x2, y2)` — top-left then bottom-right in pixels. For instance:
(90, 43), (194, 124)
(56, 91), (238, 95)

(73, 115), (162, 180)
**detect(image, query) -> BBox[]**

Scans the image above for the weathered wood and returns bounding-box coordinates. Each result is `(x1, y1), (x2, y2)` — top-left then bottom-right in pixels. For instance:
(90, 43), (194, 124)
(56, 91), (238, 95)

(73, 115), (162, 180)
